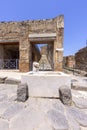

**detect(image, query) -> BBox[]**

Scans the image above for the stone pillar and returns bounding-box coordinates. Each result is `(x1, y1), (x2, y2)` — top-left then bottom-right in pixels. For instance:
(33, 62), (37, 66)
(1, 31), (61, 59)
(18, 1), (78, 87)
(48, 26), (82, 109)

(54, 16), (64, 71)
(19, 24), (30, 72)
(0, 45), (4, 69)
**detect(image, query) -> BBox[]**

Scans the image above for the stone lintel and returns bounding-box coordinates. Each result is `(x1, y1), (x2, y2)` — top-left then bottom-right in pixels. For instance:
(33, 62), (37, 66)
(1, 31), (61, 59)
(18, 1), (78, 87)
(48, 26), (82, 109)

(29, 33), (56, 38)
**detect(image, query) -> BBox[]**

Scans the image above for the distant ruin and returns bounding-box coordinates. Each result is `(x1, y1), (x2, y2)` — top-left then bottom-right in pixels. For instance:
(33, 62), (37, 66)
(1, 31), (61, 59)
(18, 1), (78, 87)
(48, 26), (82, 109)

(0, 15), (64, 72)
(75, 47), (87, 71)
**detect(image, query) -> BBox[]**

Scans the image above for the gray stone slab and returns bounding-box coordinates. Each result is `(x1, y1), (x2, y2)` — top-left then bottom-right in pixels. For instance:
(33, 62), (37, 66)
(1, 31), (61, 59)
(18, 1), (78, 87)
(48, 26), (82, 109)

(1, 103), (24, 120)
(66, 108), (80, 130)
(67, 106), (87, 127)
(47, 109), (69, 130)
(10, 108), (45, 130)
(53, 100), (65, 114)
(0, 119), (9, 130)
(0, 102), (11, 115)
(21, 73), (71, 98)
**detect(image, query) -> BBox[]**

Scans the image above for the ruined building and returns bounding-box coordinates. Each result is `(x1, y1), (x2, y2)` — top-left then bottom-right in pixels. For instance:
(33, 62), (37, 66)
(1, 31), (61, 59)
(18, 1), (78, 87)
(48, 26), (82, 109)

(0, 15), (64, 72)
(75, 47), (87, 71)
(63, 55), (75, 68)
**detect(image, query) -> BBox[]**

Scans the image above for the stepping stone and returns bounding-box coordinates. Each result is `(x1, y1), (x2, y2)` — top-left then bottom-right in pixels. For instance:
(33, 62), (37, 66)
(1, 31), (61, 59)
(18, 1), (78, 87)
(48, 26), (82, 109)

(59, 86), (72, 105)
(17, 83), (28, 102)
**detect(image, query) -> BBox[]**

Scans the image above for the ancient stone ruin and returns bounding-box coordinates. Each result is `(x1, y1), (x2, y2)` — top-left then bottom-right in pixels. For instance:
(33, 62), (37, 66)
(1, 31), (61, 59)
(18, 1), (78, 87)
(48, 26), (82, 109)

(0, 15), (64, 72)
(75, 47), (87, 71)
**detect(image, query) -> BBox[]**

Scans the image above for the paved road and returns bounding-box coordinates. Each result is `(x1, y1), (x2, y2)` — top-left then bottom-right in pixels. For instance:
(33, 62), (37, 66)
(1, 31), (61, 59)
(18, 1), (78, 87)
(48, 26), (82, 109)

(0, 83), (87, 130)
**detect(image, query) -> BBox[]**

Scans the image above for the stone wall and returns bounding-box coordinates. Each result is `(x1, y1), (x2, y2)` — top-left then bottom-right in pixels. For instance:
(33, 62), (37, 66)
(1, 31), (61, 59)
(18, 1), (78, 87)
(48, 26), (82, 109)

(75, 47), (87, 71)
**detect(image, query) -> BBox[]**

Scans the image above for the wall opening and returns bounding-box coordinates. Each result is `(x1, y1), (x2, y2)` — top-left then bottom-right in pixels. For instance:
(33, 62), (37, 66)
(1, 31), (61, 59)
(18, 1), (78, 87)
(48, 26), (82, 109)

(0, 42), (19, 69)
(30, 41), (54, 71)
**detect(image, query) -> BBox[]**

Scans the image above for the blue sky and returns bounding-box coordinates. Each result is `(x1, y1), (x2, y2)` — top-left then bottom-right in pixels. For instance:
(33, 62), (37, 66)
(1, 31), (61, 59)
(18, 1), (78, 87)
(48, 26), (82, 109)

(0, 0), (87, 56)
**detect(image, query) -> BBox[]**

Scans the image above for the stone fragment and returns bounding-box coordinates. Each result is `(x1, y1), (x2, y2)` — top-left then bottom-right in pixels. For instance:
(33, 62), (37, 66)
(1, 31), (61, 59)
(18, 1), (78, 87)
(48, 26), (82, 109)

(17, 83), (28, 102)
(67, 106), (87, 127)
(47, 109), (69, 130)
(59, 86), (72, 105)
(5, 78), (21, 85)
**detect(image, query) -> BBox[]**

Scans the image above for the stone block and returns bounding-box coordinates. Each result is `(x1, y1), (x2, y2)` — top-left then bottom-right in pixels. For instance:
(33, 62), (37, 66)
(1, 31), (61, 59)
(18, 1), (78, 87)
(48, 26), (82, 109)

(17, 83), (28, 102)
(21, 72), (71, 98)
(59, 85), (72, 105)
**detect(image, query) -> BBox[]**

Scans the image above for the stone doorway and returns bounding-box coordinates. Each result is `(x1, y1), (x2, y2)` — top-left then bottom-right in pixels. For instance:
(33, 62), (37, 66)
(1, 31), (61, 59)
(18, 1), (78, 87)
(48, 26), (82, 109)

(30, 41), (54, 71)
(0, 42), (19, 69)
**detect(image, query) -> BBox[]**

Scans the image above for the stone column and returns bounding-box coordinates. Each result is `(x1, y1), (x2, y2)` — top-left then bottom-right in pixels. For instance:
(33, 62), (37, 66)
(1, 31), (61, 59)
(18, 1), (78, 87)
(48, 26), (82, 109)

(0, 45), (4, 69)
(19, 24), (30, 72)
(54, 16), (64, 71)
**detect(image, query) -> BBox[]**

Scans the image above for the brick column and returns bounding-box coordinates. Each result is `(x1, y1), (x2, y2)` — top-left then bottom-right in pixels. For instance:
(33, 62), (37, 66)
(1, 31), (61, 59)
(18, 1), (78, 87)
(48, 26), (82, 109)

(19, 24), (30, 72)
(54, 16), (64, 71)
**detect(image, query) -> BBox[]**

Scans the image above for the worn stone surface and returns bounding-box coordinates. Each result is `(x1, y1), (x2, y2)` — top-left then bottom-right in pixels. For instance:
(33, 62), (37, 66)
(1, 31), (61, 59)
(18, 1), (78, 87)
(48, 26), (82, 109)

(10, 108), (45, 130)
(59, 86), (72, 105)
(1, 103), (24, 120)
(47, 109), (69, 130)
(66, 109), (81, 130)
(17, 83), (28, 102)
(0, 119), (9, 130)
(67, 106), (87, 127)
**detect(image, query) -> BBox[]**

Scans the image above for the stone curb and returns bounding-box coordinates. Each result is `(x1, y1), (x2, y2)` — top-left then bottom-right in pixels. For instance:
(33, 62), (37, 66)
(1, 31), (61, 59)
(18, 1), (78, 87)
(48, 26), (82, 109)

(5, 78), (21, 85)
